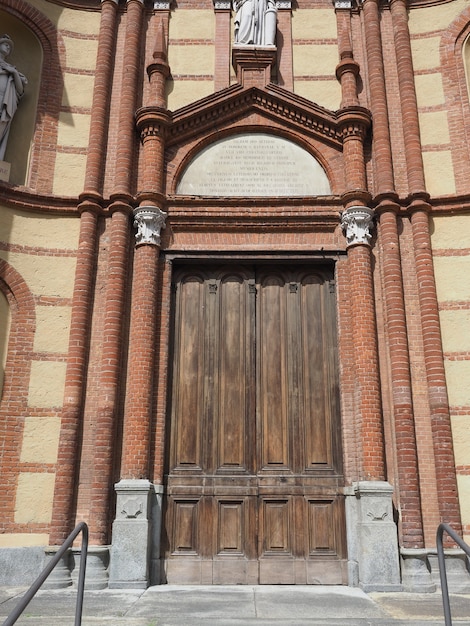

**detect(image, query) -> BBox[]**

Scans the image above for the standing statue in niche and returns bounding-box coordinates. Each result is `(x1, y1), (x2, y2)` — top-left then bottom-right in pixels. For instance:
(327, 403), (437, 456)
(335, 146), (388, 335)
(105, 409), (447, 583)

(0, 34), (27, 162)
(233, 0), (277, 46)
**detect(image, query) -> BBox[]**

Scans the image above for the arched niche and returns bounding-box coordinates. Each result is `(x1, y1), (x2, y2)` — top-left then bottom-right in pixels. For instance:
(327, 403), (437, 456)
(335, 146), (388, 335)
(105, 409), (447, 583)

(0, 10), (43, 186)
(176, 133), (331, 197)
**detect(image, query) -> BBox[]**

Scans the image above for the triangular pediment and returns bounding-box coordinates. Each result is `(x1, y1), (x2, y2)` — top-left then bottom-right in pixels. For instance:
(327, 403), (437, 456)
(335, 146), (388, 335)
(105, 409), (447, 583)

(166, 83), (345, 151)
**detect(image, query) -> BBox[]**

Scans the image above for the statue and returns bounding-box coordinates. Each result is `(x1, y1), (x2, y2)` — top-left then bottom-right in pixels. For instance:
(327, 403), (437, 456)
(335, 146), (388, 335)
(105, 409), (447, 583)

(233, 0), (277, 47)
(0, 35), (27, 162)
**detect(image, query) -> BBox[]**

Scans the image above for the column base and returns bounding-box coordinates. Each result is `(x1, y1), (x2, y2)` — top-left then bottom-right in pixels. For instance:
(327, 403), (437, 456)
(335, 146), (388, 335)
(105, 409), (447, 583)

(72, 546), (109, 590)
(346, 481), (402, 591)
(428, 549), (470, 593)
(108, 479), (152, 589)
(401, 549), (436, 592)
(42, 547), (72, 589)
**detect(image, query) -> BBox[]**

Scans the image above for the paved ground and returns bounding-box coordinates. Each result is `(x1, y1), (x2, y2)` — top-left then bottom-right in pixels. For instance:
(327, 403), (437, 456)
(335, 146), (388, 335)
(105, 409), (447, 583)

(1, 585), (470, 625)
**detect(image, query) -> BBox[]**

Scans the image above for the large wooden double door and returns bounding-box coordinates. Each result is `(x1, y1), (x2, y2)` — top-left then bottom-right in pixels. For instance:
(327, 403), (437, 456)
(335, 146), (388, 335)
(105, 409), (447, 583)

(163, 263), (346, 584)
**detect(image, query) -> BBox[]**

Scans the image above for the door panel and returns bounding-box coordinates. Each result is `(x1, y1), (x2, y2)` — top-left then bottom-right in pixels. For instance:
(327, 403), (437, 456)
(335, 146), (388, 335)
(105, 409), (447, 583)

(164, 264), (346, 584)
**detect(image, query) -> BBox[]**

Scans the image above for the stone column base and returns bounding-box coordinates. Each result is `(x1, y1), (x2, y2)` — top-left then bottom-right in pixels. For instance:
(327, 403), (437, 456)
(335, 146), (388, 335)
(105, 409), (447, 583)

(346, 481), (402, 591)
(429, 549), (470, 593)
(108, 479), (152, 589)
(401, 548), (436, 592)
(72, 546), (109, 590)
(42, 547), (72, 589)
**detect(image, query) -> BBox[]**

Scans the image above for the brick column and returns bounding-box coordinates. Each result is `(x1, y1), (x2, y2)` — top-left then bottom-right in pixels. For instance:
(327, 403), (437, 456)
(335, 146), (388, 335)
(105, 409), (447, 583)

(390, 0), (462, 538)
(49, 0), (119, 574)
(213, 0), (232, 91)
(109, 18), (169, 586)
(87, 0), (145, 554)
(337, 107), (385, 481)
(335, 36), (400, 584)
(276, 0), (293, 90)
(361, 0), (426, 582)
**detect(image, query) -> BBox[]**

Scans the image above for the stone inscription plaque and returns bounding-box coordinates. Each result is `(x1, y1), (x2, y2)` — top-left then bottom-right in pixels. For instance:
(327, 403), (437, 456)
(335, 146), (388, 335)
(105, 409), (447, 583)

(176, 133), (331, 197)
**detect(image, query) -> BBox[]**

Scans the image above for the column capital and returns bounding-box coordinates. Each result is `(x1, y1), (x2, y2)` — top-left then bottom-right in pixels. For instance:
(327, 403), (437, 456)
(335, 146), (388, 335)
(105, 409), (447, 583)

(133, 206), (167, 247)
(341, 206), (375, 247)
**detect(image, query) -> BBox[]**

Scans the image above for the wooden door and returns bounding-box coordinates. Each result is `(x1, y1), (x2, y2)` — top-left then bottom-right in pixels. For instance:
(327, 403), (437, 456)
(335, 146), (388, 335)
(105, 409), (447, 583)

(163, 264), (346, 584)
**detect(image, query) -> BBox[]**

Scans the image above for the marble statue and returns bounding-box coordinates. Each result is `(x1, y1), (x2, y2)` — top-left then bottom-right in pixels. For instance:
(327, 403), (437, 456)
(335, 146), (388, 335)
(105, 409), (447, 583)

(233, 0), (277, 46)
(0, 35), (27, 161)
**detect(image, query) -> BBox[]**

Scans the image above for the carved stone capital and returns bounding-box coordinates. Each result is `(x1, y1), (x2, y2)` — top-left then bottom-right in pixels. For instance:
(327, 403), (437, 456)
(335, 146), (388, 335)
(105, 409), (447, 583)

(133, 206), (167, 247)
(341, 206), (375, 247)
(276, 0), (292, 8)
(334, 0), (353, 8)
(154, 0), (171, 8)
(213, 0), (231, 8)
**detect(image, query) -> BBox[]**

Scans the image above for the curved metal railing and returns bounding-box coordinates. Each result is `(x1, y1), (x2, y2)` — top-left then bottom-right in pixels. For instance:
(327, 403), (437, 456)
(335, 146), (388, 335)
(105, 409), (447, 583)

(437, 522), (470, 626)
(2, 521), (88, 626)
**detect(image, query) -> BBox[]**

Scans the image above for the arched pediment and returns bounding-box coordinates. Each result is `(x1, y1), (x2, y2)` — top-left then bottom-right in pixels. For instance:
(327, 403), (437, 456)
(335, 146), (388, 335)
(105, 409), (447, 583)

(163, 84), (345, 151)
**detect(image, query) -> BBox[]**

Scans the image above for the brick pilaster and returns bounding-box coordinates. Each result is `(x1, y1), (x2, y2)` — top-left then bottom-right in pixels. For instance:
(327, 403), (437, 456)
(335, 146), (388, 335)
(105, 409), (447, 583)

(390, 0), (462, 535)
(49, 209), (99, 545)
(360, 0), (424, 547)
(49, 0), (119, 545)
(213, 0), (232, 91)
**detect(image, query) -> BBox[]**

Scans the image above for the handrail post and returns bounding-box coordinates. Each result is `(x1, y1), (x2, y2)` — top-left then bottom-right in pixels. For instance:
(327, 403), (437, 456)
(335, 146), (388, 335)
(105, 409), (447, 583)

(437, 523), (453, 626)
(437, 522), (470, 626)
(3, 522), (89, 626)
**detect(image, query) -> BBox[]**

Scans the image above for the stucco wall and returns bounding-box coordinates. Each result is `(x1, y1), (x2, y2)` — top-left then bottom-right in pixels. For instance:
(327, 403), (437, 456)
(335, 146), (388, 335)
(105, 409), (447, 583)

(0, 205), (79, 546)
(431, 213), (470, 540)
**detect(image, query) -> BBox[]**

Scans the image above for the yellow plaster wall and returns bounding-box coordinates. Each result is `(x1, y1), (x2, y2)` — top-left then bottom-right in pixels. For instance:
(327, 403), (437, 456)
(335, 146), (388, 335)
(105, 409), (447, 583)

(0, 534), (49, 547)
(20, 417), (61, 464)
(167, 81), (215, 111)
(292, 9), (337, 39)
(63, 36), (98, 71)
(57, 112), (91, 149)
(415, 74), (445, 108)
(293, 80), (341, 112)
(411, 37), (441, 71)
(0, 206), (80, 249)
(14, 472), (55, 524)
(168, 45), (215, 76)
(293, 45), (339, 77)
(291, 8), (339, 110)
(62, 74), (94, 109)
(419, 111), (450, 146)
(422, 152), (456, 196)
(432, 214), (470, 249)
(53, 153), (87, 197)
(28, 361), (67, 408)
(0, 251), (76, 298)
(34, 306), (71, 354)
(408, 0), (467, 34)
(432, 213), (470, 538)
(433, 256), (470, 301)
(169, 9), (215, 39)
(28, 0), (100, 34)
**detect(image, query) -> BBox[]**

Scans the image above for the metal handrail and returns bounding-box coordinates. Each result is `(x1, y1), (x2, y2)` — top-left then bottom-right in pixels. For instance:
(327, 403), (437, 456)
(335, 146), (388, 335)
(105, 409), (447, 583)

(2, 521), (88, 626)
(437, 522), (470, 626)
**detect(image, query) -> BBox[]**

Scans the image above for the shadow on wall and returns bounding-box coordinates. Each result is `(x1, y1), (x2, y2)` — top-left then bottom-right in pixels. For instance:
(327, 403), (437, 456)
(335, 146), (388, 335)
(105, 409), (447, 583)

(0, 10), (43, 186)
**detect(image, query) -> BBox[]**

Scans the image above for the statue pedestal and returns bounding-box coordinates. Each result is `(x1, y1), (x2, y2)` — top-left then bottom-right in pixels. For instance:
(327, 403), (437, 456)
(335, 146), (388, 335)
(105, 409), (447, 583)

(232, 46), (277, 88)
(0, 161), (11, 182)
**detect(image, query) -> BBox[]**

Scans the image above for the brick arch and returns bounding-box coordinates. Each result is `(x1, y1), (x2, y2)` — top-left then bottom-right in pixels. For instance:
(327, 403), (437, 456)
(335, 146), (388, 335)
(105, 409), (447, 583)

(440, 6), (470, 195)
(0, 259), (36, 531)
(1, 0), (65, 193)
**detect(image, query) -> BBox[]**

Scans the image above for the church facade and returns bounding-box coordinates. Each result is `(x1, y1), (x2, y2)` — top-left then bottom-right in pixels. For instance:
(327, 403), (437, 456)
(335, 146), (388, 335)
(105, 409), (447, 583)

(1, 0), (470, 591)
